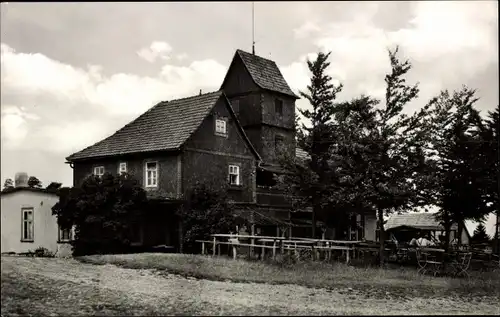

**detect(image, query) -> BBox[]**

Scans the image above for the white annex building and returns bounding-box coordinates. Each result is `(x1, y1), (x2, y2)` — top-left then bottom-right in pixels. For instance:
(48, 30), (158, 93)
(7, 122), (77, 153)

(1, 172), (72, 256)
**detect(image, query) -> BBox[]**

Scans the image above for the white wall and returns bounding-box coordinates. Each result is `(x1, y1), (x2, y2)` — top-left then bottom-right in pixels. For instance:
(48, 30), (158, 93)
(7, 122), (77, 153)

(1, 190), (61, 254)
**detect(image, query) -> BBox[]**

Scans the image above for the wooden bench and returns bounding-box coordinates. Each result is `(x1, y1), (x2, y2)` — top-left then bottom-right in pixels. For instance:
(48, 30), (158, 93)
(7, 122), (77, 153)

(196, 239), (282, 260)
(198, 235), (364, 264)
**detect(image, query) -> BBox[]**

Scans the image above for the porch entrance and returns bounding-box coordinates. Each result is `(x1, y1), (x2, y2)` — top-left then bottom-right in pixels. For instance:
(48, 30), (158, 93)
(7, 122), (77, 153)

(130, 199), (182, 252)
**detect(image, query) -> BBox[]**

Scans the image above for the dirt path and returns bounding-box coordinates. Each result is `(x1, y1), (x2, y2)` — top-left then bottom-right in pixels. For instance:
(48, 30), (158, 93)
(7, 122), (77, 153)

(1, 257), (499, 315)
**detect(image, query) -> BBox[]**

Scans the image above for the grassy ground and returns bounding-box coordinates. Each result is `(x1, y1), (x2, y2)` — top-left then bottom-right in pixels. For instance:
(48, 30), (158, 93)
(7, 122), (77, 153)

(2, 255), (499, 316)
(78, 253), (500, 299)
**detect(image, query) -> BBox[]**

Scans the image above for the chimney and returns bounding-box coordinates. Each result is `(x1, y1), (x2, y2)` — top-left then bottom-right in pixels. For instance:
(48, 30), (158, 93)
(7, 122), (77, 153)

(14, 172), (29, 188)
(199, 89), (202, 95)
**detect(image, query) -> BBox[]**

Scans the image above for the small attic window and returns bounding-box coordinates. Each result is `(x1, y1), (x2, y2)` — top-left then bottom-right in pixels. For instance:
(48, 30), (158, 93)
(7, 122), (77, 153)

(274, 99), (283, 116)
(215, 118), (227, 136)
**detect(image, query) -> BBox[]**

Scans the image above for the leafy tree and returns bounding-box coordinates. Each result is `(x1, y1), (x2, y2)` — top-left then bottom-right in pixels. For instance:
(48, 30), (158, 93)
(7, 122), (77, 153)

(300, 95), (386, 238)
(279, 51), (343, 239)
(52, 173), (147, 256)
(3, 178), (14, 190)
(303, 47), (427, 262)
(472, 223), (490, 244)
(278, 47), (429, 265)
(422, 87), (491, 250)
(179, 182), (248, 254)
(46, 182), (62, 192)
(478, 105), (499, 214)
(336, 47), (429, 265)
(27, 176), (42, 188)
(481, 105), (500, 256)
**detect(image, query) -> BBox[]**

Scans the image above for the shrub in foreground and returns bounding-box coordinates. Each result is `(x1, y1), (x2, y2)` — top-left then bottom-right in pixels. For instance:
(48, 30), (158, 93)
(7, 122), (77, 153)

(52, 173), (147, 256)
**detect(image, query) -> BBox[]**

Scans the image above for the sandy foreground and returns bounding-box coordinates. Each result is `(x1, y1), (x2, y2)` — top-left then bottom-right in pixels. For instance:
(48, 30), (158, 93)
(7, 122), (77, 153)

(1, 256), (499, 315)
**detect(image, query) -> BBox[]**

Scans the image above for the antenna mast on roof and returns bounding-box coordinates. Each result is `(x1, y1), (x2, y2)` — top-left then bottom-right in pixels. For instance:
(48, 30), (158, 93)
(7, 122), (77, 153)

(252, 1), (255, 55)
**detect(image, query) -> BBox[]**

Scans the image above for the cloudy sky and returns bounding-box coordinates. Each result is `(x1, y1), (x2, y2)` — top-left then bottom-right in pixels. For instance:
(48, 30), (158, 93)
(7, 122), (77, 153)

(1, 2), (498, 236)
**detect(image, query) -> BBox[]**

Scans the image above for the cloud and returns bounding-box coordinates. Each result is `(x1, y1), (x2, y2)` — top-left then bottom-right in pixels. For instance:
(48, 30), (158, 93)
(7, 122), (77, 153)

(2, 2), (497, 177)
(293, 21), (321, 39)
(284, 1), (497, 112)
(37, 121), (112, 155)
(176, 53), (189, 61)
(1, 106), (34, 147)
(1, 45), (91, 98)
(280, 62), (310, 96)
(391, 2), (497, 67)
(282, 1), (498, 237)
(136, 41), (173, 63)
(0, 43), (227, 155)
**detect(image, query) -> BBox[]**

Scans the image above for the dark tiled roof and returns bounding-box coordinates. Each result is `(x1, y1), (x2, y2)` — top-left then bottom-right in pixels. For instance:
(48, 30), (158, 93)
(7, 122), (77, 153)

(224, 49), (299, 98)
(385, 213), (459, 231)
(67, 92), (223, 161)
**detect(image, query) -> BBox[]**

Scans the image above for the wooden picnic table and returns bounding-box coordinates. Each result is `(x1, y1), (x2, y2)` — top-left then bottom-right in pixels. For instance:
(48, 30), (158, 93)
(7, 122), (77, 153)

(199, 234), (366, 264)
(293, 237), (361, 245)
(211, 234), (286, 240)
(296, 239), (361, 263)
(206, 234), (286, 260)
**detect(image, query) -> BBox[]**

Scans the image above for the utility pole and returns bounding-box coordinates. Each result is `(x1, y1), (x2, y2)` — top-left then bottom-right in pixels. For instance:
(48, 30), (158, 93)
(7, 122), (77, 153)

(252, 1), (255, 55)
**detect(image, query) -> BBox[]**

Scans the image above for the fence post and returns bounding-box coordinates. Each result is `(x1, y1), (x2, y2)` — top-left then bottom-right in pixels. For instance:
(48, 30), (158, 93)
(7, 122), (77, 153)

(212, 237), (216, 257)
(272, 240), (276, 260)
(250, 224), (255, 258)
(201, 242), (205, 255)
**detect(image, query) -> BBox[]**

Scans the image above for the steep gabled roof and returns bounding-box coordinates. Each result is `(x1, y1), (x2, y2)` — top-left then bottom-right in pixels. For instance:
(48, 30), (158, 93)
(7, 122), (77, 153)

(66, 91), (260, 162)
(221, 49), (299, 99)
(220, 94), (261, 162)
(385, 213), (459, 231)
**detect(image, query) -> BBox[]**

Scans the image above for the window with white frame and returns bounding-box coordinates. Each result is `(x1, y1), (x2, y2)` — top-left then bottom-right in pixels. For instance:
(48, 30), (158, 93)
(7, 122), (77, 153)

(145, 162), (158, 187)
(93, 166), (105, 177)
(118, 162), (127, 174)
(58, 225), (72, 242)
(228, 165), (240, 185)
(215, 118), (227, 135)
(21, 208), (34, 241)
